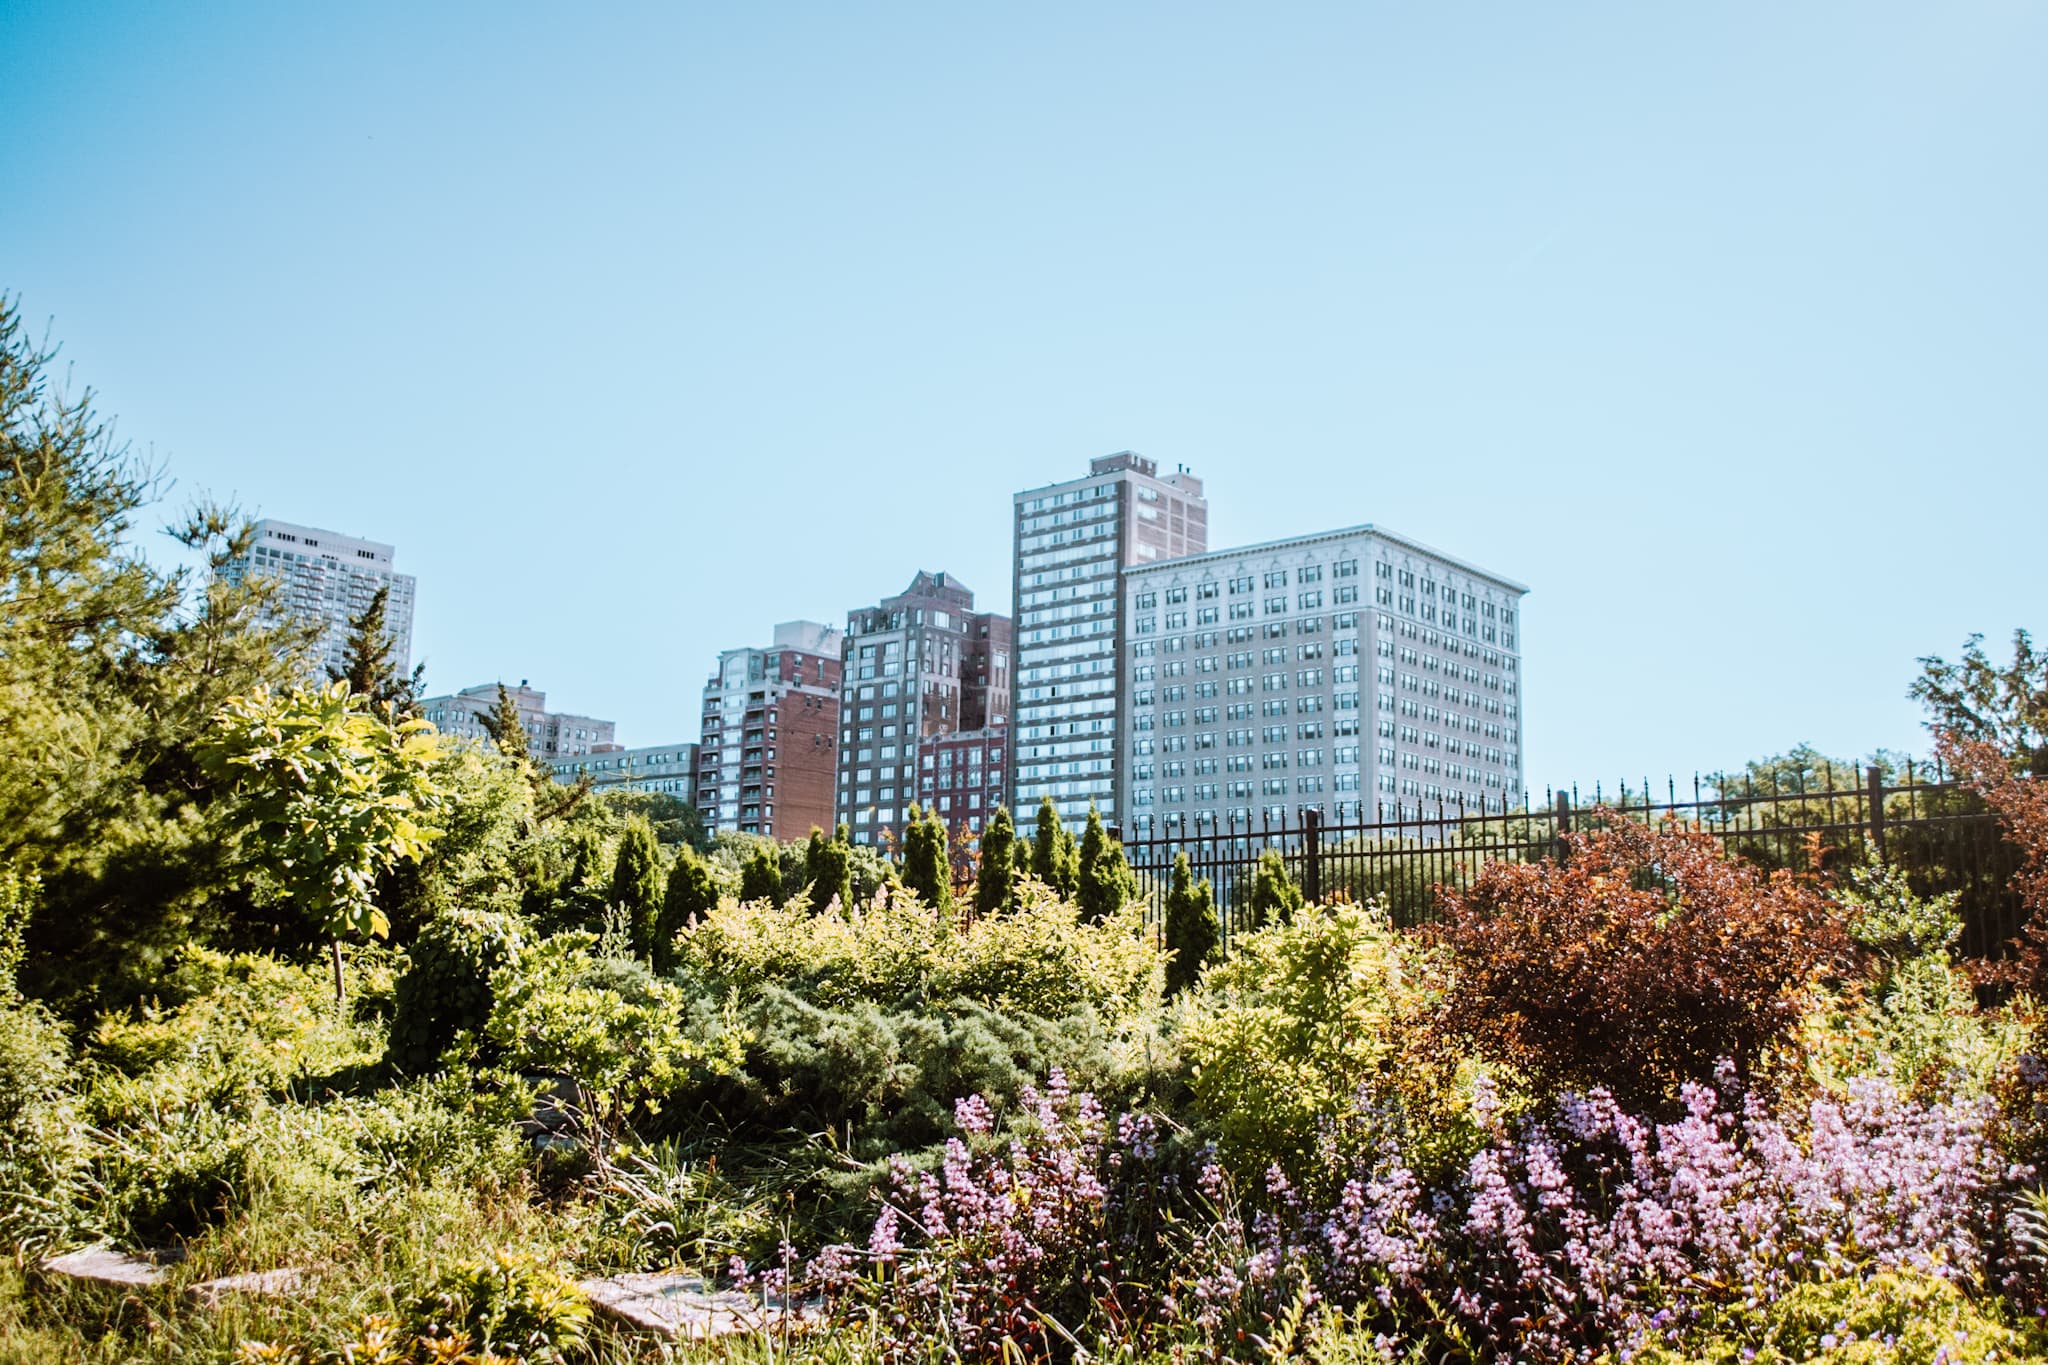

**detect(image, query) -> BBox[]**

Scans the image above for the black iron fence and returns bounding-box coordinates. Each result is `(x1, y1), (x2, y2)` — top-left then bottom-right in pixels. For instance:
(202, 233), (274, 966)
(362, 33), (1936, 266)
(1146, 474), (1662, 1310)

(1115, 762), (2026, 958)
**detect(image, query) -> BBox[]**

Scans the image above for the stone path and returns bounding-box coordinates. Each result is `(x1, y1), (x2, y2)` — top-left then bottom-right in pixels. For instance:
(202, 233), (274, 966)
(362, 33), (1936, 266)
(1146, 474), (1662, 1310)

(578, 1273), (823, 1340)
(41, 1248), (170, 1289)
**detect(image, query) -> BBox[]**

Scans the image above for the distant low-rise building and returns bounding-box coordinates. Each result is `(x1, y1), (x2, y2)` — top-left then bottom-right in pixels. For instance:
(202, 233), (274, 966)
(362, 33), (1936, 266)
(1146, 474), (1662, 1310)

(696, 621), (843, 840)
(421, 682), (616, 761)
(549, 742), (700, 797)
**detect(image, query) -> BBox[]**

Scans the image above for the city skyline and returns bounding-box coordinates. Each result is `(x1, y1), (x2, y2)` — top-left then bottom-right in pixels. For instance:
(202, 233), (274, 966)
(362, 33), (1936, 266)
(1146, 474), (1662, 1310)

(8, 4), (2043, 790)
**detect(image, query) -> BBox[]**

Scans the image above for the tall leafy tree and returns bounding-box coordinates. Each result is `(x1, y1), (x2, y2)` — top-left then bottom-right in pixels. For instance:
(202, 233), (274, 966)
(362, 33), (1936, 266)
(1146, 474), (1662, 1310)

(200, 682), (449, 1002)
(1, 297), (315, 1008)
(1914, 630), (2048, 778)
(611, 816), (665, 963)
(329, 585), (424, 717)
(1030, 795), (1080, 899)
(1075, 803), (1137, 924)
(738, 843), (783, 905)
(1163, 851), (1219, 996)
(655, 843), (717, 974)
(1244, 848), (1304, 930)
(900, 803), (953, 914)
(975, 805), (1018, 916)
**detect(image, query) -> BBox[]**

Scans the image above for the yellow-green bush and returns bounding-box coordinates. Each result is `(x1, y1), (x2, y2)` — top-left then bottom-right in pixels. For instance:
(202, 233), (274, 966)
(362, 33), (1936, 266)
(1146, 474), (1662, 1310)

(1621, 1271), (2042, 1364)
(1182, 901), (1471, 1184)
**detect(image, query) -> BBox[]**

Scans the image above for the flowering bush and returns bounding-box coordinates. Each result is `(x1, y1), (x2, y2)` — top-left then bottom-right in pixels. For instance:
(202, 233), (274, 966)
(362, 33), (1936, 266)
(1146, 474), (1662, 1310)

(1430, 819), (1852, 1112)
(819, 1072), (1184, 1361)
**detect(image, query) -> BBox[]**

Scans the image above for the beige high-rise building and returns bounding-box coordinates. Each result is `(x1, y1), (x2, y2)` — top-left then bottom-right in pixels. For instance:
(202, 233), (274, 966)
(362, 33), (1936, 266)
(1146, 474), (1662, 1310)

(221, 518), (416, 681)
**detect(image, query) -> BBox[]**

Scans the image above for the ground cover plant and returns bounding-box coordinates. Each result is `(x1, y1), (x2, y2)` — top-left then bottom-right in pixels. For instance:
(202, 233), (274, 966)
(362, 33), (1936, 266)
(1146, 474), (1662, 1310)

(12, 300), (2048, 1360)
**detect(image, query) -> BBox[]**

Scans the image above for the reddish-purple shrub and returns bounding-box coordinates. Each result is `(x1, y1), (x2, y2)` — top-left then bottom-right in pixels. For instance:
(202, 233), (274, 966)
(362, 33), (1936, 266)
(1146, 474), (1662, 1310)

(1429, 819), (1852, 1111)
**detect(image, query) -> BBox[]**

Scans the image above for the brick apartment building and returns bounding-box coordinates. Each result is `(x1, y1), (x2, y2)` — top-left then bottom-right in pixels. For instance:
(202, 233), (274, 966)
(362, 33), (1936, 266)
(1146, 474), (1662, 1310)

(695, 621), (843, 840)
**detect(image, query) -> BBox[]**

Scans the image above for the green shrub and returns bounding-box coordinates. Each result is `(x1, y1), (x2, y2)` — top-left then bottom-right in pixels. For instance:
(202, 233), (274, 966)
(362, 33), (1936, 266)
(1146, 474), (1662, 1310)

(1183, 901), (1467, 1184)
(0, 995), (84, 1252)
(1623, 1270), (2037, 1364)
(388, 909), (526, 1074)
(486, 934), (715, 1127)
(404, 1249), (590, 1362)
(1076, 803), (1139, 925)
(1801, 863), (2024, 1100)
(1244, 847), (1305, 929)
(1163, 852), (1219, 997)
(681, 879), (1163, 1023)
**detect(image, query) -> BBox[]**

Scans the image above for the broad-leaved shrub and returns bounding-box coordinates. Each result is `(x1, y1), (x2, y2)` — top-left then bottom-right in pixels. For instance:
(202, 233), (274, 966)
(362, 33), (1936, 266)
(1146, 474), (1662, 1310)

(1430, 819), (1851, 1111)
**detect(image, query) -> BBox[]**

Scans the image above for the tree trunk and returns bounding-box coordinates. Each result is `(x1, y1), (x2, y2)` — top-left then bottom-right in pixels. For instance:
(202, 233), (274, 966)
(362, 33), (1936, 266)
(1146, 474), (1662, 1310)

(330, 937), (345, 1009)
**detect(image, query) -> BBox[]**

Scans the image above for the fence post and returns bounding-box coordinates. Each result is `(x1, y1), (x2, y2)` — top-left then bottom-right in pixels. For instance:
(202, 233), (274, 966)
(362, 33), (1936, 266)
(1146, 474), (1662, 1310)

(1303, 807), (1323, 906)
(1553, 790), (1572, 861)
(1866, 766), (1886, 862)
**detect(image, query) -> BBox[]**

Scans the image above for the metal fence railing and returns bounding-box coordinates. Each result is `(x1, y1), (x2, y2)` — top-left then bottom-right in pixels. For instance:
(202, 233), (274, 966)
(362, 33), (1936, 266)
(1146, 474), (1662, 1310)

(1114, 762), (2027, 958)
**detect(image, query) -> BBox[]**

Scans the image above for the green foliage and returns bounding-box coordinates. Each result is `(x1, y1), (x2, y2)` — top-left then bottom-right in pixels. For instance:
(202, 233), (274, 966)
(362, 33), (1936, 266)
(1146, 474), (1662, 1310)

(900, 803), (953, 914)
(388, 909), (526, 1074)
(1163, 852), (1219, 997)
(1623, 1270), (2036, 1364)
(1076, 803), (1138, 925)
(975, 804), (1019, 915)
(201, 681), (448, 945)
(609, 815), (664, 963)
(404, 1249), (590, 1363)
(380, 744), (534, 945)
(477, 681), (529, 762)
(738, 842), (783, 904)
(1800, 862), (2025, 1099)
(656, 844), (717, 975)
(0, 993), (83, 1253)
(485, 934), (713, 1125)
(1031, 795), (1080, 899)
(327, 584), (423, 718)
(599, 788), (708, 852)
(803, 825), (853, 913)
(1244, 847), (1305, 929)
(0, 864), (32, 998)
(1184, 902), (1466, 1184)
(1914, 628), (2048, 777)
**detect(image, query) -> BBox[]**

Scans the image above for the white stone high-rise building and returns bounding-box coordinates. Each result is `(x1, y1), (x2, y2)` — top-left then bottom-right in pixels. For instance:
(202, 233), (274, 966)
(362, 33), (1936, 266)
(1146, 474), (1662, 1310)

(1118, 525), (1525, 837)
(1008, 453), (1207, 826)
(222, 519), (416, 681)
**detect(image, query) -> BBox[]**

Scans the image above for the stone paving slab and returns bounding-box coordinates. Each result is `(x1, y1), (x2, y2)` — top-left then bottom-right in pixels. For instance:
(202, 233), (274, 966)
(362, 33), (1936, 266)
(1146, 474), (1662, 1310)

(578, 1273), (822, 1339)
(41, 1248), (172, 1289)
(189, 1268), (307, 1305)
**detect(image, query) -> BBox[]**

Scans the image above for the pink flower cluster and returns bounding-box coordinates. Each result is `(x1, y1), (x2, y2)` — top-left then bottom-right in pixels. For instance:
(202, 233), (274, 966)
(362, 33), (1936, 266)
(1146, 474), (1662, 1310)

(818, 1069), (2024, 1362)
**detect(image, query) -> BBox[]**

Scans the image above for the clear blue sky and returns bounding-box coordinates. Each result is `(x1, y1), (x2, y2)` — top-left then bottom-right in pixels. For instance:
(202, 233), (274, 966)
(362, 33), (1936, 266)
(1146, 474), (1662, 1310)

(5, 1), (2043, 796)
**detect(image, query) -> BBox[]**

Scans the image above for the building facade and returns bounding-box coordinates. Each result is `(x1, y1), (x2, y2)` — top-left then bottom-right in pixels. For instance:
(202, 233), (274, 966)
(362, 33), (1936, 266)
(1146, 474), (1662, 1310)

(835, 571), (1012, 844)
(1009, 453), (1207, 827)
(420, 682), (616, 760)
(695, 620), (843, 840)
(1118, 525), (1525, 838)
(916, 721), (1009, 841)
(548, 742), (700, 796)
(222, 519), (416, 681)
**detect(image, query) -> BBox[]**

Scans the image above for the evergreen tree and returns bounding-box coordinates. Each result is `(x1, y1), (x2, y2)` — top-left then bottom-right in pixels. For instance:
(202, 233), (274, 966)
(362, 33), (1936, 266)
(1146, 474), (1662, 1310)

(1075, 803), (1138, 924)
(1244, 848), (1305, 930)
(900, 803), (952, 914)
(655, 844), (716, 974)
(610, 817), (664, 961)
(738, 843), (783, 905)
(975, 805), (1018, 916)
(328, 585), (424, 717)
(1163, 851), (1219, 996)
(804, 825), (853, 913)
(1030, 795), (1080, 899)
(478, 683), (530, 762)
